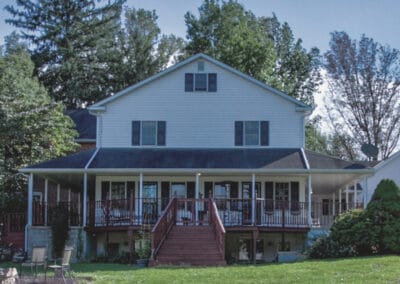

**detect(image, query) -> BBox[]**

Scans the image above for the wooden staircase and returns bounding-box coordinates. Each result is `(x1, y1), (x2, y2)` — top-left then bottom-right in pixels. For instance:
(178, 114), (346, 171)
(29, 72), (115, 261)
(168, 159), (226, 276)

(153, 225), (226, 266)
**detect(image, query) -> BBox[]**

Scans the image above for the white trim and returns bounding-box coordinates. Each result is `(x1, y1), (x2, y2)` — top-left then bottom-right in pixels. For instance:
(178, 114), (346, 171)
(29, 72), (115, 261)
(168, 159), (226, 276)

(300, 148), (310, 170)
(84, 147), (100, 169)
(88, 53), (311, 111)
(82, 173), (87, 227)
(27, 173), (33, 226)
(374, 150), (400, 170)
(44, 179), (48, 226)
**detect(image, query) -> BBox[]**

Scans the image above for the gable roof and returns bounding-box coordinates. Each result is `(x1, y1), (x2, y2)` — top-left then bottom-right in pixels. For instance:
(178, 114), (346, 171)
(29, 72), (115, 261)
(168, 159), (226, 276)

(88, 53), (312, 112)
(304, 150), (372, 170)
(66, 109), (96, 142)
(374, 150), (400, 170)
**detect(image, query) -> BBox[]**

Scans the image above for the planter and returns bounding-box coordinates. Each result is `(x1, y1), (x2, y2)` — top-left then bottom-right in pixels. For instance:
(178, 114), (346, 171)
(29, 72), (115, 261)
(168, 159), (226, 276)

(136, 259), (149, 268)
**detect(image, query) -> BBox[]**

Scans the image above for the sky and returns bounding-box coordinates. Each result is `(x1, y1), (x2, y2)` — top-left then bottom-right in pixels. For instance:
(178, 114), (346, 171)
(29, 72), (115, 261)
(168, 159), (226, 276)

(0, 0), (400, 52)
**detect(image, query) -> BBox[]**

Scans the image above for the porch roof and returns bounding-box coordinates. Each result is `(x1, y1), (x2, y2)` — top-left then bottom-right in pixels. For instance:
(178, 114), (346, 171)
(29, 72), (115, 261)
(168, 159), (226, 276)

(21, 148), (373, 175)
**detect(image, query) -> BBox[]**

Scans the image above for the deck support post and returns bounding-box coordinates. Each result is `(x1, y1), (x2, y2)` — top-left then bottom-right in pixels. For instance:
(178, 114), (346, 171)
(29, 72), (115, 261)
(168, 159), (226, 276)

(251, 174), (256, 225)
(252, 230), (258, 265)
(82, 173), (88, 227)
(27, 173), (33, 226)
(339, 189), (342, 214)
(139, 173), (143, 224)
(128, 229), (135, 265)
(195, 173), (200, 225)
(44, 179), (48, 226)
(307, 175), (312, 227)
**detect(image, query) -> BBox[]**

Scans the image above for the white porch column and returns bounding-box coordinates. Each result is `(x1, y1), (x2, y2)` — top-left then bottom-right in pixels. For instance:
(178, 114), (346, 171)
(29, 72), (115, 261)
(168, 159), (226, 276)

(82, 173), (88, 227)
(139, 173), (143, 223)
(251, 174), (256, 225)
(195, 173), (200, 224)
(44, 179), (48, 226)
(363, 178), (368, 209)
(307, 175), (312, 226)
(57, 184), (60, 204)
(353, 181), (357, 207)
(339, 188), (342, 213)
(332, 192), (336, 216)
(345, 185), (349, 208)
(27, 173), (33, 226)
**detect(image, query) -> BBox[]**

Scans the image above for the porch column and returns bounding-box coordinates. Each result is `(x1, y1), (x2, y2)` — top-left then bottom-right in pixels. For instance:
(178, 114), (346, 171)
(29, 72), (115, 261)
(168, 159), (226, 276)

(139, 173), (143, 224)
(345, 185), (349, 208)
(82, 173), (88, 227)
(307, 175), (312, 227)
(339, 189), (342, 214)
(195, 173), (200, 225)
(363, 178), (368, 209)
(332, 192), (336, 216)
(57, 184), (60, 204)
(353, 181), (357, 208)
(251, 174), (256, 225)
(44, 179), (48, 226)
(27, 173), (33, 226)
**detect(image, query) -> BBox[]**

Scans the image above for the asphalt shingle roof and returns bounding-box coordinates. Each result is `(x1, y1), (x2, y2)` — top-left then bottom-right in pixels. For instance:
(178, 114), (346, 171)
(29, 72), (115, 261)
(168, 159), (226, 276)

(66, 109), (96, 141)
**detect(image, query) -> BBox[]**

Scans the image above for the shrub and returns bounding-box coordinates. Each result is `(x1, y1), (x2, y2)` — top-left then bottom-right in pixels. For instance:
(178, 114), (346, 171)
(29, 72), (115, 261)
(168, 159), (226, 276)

(308, 237), (356, 259)
(50, 204), (70, 258)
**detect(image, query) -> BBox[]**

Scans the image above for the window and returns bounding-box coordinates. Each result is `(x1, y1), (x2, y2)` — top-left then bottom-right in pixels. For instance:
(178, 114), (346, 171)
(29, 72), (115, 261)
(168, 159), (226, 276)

(131, 121), (166, 146)
(185, 73), (217, 92)
(171, 183), (186, 198)
(235, 121), (269, 146)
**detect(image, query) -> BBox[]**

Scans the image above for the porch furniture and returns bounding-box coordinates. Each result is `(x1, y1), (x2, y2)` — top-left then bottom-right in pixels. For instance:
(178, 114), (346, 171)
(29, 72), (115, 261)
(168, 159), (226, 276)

(20, 246), (47, 277)
(47, 247), (73, 283)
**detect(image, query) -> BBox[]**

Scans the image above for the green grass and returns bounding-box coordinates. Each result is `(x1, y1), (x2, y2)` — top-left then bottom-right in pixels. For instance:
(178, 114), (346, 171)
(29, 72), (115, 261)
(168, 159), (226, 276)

(64, 255), (400, 284)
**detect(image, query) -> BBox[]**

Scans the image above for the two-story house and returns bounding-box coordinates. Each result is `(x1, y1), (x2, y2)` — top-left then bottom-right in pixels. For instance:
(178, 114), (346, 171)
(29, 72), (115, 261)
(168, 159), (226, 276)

(21, 53), (372, 265)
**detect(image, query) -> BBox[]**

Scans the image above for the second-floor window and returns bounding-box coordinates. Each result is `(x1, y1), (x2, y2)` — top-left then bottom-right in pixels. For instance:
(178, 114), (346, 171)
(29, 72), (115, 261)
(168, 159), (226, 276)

(185, 73), (217, 92)
(131, 121), (166, 146)
(234, 121), (269, 146)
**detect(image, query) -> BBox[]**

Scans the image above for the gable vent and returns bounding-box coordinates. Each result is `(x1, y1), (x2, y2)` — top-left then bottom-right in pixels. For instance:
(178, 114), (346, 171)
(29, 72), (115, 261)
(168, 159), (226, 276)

(198, 61), (205, 71)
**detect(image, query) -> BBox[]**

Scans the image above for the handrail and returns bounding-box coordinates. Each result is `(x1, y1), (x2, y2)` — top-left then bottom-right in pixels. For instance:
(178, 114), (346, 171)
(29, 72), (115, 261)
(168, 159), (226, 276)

(151, 198), (176, 259)
(209, 198), (225, 256)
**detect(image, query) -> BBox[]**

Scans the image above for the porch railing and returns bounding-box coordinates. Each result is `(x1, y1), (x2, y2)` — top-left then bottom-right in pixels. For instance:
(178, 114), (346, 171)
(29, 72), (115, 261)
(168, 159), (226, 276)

(33, 201), (81, 226)
(209, 199), (226, 255)
(3, 213), (25, 233)
(311, 201), (364, 228)
(151, 198), (177, 258)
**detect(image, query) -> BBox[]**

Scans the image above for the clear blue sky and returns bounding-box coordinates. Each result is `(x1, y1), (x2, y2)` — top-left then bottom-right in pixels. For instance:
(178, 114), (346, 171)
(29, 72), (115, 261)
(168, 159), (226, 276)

(1, 0), (399, 52)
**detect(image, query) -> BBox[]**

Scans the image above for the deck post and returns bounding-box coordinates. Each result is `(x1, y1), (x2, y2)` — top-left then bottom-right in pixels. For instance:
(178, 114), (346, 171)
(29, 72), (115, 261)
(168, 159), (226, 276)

(82, 173), (88, 227)
(139, 173), (143, 224)
(339, 188), (342, 214)
(307, 175), (312, 227)
(27, 173), (33, 226)
(44, 179), (48, 226)
(252, 230), (258, 265)
(251, 174), (256, 225)
(195, 173), (200, 225)
(128, 229), (135, 265)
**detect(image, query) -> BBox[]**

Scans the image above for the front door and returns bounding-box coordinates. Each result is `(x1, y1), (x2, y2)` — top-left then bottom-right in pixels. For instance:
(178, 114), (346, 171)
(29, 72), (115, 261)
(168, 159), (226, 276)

(142, 182), (158, 223)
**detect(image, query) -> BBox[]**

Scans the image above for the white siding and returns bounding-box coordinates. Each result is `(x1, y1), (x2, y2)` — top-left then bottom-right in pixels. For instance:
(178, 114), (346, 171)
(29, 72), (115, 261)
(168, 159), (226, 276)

(99, 59), (306, 148)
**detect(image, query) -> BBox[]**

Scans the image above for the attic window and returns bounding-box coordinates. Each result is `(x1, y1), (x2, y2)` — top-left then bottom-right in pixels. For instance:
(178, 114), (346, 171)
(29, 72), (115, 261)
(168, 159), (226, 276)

(198, 61), (205, 71)
(185, 73), (217, 92)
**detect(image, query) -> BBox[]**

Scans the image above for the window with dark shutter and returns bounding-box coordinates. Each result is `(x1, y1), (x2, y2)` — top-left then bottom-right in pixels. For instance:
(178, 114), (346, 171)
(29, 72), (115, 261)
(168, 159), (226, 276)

(131, 121), (141, 146)
(290, 182), (300, 212)
(101, 181), (110, 200)
(195, 73), (207, 91)
(208, 73), (217, 92)
(260, 121), (269, 146)
(187, 182), (195, 198)
(185, 73), (194, 92)
(157, 121), (166, 146)
(204, 182), (213, 198)
(127, 182), (135, 210)
(235, 121), (243, 146)
(161, 182), (170, 210)
(265, 182), (274, 213)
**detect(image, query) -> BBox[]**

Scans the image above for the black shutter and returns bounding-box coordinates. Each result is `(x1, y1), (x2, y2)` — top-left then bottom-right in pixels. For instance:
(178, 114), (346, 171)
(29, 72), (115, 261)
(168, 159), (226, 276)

(131, 121), (141, 145)
(230, 182), (238, 198)
(187, 182), (195, 198)
(127, 182), (135, 210)
(265, 182), (274, 213)
(185, 73), (194, 92)
(260, 121), (269, 146)
(101, 181), (110, 200)
(290, 182), (300, 212)
(208, 73), (217, 92)
(161, 182), (170, 210)
(157, 121), (166, 146)
(235, 121), (243, 146)
(204, 182), (213, 198)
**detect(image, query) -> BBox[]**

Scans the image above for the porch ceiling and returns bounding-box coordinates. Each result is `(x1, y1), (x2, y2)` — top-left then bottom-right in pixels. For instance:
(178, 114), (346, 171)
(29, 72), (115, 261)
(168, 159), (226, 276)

(311, 172), (365, 195)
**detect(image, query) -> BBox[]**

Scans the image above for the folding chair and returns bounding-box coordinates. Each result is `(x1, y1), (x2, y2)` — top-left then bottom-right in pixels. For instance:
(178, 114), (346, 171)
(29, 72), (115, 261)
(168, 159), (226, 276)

(48, 247), (73, 283)
(20, 246), (47, 277)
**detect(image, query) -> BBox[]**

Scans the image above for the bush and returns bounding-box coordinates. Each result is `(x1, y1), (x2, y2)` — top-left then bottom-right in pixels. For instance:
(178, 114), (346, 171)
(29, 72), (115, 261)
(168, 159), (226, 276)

(50, 204), (70, 258)
(308, 237), (356, 259)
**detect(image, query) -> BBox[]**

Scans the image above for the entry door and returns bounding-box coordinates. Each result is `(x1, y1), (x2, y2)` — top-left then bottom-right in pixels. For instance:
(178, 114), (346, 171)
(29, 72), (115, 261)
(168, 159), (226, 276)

(241, 183), (260, 224)
(142, 182), (158, 223)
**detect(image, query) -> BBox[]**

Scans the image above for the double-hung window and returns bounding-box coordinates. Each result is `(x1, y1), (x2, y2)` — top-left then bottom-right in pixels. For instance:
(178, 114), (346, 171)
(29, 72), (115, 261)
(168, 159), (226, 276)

(131, 121), (166, 146)
(234, 121), (269, 146)
(185, 73), (217, 92)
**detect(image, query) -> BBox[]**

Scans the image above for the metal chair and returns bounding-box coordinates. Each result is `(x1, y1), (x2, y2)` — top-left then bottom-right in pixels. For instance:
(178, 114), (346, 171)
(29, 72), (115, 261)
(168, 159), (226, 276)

(20, 246), (47, 277)
(48, 247), (73, 283)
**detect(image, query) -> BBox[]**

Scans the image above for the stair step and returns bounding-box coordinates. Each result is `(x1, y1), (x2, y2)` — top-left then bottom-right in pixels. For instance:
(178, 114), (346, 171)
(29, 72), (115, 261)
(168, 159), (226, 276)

(155, 258), (226, 266)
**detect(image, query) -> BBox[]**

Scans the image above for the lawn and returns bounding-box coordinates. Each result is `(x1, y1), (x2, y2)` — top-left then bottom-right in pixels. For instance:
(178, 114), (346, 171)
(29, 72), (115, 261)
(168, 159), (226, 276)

(65, 255), (400, 284)
(72, 256), (400, 284)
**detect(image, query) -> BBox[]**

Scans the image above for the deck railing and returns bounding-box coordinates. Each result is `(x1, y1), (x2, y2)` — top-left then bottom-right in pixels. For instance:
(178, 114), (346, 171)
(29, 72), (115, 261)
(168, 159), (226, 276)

(33, 201), (81, 226)
(209, 199), (226, 255)
(311, 201), (364, 227)
(3, 213), (25, 233)
(151, 198), (177, 258)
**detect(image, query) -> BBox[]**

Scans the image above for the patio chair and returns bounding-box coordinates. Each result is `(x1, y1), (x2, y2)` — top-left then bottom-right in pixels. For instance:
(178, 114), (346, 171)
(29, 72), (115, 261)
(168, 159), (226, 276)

(47, 247), (73, 282)
(20, 246), (47, 277)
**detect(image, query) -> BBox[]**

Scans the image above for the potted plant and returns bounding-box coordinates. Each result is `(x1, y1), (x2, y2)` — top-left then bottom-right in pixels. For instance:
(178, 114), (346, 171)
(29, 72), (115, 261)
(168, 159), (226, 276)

(135, 241), (150, 268)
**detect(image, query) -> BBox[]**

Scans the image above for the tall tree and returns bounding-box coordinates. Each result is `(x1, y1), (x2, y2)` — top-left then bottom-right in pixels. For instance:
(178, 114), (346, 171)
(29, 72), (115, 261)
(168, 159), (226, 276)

(111, 8), (184, 91)
(0, 36), (78, 213)
(325, 32), (400, 160)
(5, 0), (125, 108)
(185, 1), (321, 105)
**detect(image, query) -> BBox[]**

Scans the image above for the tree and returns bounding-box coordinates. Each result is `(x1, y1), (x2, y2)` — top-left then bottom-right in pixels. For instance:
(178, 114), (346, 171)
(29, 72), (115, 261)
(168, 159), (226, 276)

(0, 36), (78, 214)
(5, 0), (125, 108)
(185, 1), (321, 105)
(111, 8), (184, 92)
(324, 32), (400, 160)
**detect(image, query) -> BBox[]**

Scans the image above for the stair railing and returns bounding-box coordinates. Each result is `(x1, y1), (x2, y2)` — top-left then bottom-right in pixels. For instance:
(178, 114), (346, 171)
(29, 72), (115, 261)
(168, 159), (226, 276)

(209, 198), (226, 256)
(151, 198), (177, 259)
